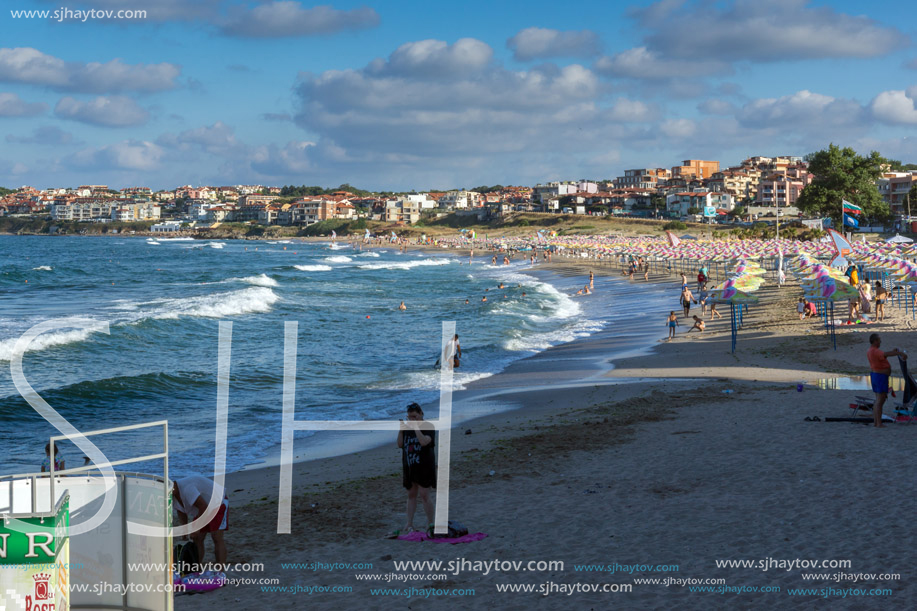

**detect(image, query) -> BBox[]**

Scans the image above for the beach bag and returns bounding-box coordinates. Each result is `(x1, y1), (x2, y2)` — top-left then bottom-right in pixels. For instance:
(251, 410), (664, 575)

(174, 541), (200, 575)
(427, 520), (469, 539)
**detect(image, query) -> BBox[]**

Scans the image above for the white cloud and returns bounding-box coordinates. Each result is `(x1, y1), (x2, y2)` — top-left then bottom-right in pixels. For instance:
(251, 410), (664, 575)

(0, 47), (181, 93)
(871, 90), (917, 125)
(660, 118), (696, 139)
(220, 2), (379, 38)
(737, 90), (865, 128)
(641, 0), (908, 62)
(698, 99), (737, 115)
(6, 126), (78, 145)
(251, 141), (317, 175)
(0, 92), (46, 117)
(507, 27), (601, 61)
(607, 98), (654, 122)
(595, 47), (730, 79)
(55, 96), (150, 127)
(372, 38), (494, 78)
(68, 140), (164, 171)
(156, 121), (248, 157)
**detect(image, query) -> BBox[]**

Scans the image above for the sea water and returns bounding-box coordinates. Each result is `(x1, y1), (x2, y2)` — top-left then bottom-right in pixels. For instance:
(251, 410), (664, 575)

(0, 236), (674, 476)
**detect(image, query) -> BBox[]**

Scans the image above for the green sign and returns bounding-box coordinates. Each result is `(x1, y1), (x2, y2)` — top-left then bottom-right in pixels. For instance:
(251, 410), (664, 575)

(0, 498), (68, 565)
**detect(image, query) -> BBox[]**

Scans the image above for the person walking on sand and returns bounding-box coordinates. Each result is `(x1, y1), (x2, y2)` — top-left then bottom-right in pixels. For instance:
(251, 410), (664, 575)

(867, 334), (907, 428)
(710, 302), (722, 320)
(680, 286), (694, 318)
(643, 261), (649, 281)
(397, 403), (435, 533)
(797, 297), (806, 321)
(698, 284), (709, 316)
(666, 311), (679, 340)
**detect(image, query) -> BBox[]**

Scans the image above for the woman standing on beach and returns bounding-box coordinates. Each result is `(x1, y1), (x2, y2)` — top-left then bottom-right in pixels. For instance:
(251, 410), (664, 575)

(666, 311), (679, 339)
(875, 281), (887, 321)
(397, 403), (436, 532)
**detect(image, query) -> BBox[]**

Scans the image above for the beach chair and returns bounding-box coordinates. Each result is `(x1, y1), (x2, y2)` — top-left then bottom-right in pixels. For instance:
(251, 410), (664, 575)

(850, 395), (873, 418)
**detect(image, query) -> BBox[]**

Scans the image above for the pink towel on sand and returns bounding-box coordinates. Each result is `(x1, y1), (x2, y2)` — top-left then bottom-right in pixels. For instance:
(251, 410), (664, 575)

(397, 532), (488, 544)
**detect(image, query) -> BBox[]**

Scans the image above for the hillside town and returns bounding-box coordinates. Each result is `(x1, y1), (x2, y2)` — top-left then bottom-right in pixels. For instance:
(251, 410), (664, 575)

(2, 154), (916, 231)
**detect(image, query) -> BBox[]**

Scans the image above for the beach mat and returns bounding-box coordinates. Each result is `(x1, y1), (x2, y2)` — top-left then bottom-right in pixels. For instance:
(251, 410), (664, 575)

(825, 415), (896, 423)
(397, 531), (488, 544)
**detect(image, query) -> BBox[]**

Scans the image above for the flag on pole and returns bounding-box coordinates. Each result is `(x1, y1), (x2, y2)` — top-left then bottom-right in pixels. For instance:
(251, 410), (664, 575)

(843, 213), (859, 228)
(842, 200), (862, 215)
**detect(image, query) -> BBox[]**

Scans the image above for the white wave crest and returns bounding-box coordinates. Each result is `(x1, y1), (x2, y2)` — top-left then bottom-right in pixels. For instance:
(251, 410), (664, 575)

(232, 274), (279, 288)
(150, 287), (280, 319)
(369, 369), (494, 392)
(32, 266), (53, 271)
(503, 319), (605, 352)
(207, 242), (225, 249)
(294, 264), (333, 272)
(156, 237), (194, 241)
(357, 259), (451, 271)
(323, 256), (353, 263)
(357, 252), (380, 257)
(0, 327), (97, 362)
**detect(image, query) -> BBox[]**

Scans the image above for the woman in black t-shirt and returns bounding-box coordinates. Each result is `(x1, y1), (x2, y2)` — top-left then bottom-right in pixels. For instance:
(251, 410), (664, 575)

(397, 403), (435, 532)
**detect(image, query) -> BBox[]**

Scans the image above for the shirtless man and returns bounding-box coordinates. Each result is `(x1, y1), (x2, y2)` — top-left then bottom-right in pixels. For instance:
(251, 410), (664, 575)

(867, 334), (906, 428)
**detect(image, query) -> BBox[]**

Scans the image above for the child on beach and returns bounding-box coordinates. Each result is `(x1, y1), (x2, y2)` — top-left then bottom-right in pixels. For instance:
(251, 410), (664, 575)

(687, 315), (705, 333)
(797, 298), (806, 320)
(397, 403), (436, 533)
(666, 311), (679, 339)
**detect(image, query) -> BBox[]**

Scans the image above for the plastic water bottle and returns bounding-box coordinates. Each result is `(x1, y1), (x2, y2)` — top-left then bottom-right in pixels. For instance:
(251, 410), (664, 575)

(797, 382), (804, 392)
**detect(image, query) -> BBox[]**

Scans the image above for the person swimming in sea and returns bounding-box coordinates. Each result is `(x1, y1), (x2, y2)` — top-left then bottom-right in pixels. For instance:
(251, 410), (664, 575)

(398, 301), (406, 311)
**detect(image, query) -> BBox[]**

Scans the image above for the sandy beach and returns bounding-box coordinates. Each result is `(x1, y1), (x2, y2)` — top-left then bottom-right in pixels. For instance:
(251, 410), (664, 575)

(165, 257), (917, 610)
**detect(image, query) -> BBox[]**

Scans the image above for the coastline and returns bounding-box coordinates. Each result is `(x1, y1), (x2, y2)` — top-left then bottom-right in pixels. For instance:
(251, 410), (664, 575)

(230, 257), (674, 480)
(176, 253), (917, 609)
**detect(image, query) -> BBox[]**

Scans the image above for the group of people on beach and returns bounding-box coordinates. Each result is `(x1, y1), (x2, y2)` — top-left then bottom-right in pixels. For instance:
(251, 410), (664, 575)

(622, 256), (650, 281)
(667, 268), (722, 339)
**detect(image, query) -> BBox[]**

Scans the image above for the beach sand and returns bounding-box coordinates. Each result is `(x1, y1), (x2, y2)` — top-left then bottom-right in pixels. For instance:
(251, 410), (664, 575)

(176, 261), (917, 609)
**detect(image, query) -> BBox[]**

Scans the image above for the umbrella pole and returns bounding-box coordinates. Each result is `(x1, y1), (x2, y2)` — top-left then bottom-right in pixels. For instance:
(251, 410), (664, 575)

(830, 302), (836, 350)
(731, 303), (737, 353)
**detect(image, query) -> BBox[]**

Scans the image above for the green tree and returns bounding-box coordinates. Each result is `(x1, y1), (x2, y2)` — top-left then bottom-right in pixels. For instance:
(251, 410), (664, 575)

(796, 144), (888, 226)
(729, 205), (746, 218)
(687, 206), (701, 215)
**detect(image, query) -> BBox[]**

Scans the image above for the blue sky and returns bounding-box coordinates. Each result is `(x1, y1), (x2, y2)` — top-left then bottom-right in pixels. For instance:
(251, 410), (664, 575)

(1, 0), (917, 190)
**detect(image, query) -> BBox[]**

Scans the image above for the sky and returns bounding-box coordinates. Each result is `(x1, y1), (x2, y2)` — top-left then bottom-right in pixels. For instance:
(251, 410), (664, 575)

(1, 0), (917, 191)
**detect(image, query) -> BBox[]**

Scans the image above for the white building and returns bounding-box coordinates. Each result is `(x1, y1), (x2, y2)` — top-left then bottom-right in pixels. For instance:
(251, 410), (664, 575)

(151, 221), (183, 232)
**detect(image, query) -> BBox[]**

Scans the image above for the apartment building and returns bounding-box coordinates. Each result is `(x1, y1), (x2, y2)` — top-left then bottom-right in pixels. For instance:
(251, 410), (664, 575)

(671, 160), (720, 180)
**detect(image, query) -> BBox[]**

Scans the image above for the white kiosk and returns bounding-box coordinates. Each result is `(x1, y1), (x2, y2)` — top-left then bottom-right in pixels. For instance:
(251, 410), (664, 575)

(0, 422), (173, 611)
